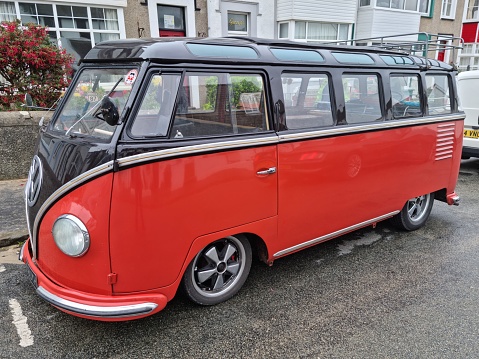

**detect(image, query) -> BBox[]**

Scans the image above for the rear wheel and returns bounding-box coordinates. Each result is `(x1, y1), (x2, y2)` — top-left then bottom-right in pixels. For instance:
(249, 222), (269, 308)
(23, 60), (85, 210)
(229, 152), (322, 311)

(182, 235), (252, 306)
(391, 193), (434, 231)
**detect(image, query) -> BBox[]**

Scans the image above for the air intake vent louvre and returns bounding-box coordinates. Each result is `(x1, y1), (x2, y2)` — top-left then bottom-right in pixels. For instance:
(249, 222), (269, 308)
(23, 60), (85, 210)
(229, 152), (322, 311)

(435, 123), (455, 161)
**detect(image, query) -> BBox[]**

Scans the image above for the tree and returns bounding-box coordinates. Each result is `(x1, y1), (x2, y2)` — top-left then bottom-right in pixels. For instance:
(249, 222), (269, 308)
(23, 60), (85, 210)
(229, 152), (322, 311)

(0, 20), (74, 110)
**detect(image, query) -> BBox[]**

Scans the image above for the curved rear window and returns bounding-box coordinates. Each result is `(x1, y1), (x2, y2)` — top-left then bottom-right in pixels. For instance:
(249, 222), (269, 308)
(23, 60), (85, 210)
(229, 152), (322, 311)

(332, 52), (375, 65)
(270, 48), (324, 63)
(186, 43), (258, 59)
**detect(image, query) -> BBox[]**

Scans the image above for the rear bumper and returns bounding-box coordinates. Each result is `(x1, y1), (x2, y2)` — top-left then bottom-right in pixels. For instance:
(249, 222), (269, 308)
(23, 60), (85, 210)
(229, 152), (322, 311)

(20, 240), (167, 321)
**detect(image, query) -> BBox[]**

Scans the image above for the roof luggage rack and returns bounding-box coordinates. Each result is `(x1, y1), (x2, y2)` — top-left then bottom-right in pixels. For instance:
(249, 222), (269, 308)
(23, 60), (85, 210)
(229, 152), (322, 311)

(323, 32), (464, 69)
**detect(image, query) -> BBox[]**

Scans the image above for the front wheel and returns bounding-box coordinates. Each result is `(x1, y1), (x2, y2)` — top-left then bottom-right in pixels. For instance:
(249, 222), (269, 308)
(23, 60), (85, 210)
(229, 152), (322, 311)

(182, 235), (252, 306)
(390, 193), (435, 231)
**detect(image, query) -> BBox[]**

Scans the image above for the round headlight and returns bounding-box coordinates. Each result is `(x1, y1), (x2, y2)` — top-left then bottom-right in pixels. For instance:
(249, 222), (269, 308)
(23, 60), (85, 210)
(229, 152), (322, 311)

(52, 215), (90, 257)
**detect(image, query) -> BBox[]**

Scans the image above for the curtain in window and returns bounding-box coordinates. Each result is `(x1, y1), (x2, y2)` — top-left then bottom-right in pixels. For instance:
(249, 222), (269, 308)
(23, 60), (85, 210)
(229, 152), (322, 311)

(377, 0), (391, 7)
(419, 0), (430, 12)
(104, 9), (119, 31)
(295, 21), (306, 39)
(0, 1), (16, 22)
(467, 0), (479, 19)
(308, 23), (337, 41)
(405, 0), (418, 10)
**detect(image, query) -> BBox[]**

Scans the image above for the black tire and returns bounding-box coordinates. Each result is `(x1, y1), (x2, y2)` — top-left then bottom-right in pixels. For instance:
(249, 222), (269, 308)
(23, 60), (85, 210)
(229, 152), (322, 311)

(390, 192), (435, 231)
(182, 235), (252, 306)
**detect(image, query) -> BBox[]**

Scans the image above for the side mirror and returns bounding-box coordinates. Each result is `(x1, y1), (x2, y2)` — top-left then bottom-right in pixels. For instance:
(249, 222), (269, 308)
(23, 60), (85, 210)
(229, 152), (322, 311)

(99, 97), (119, 126)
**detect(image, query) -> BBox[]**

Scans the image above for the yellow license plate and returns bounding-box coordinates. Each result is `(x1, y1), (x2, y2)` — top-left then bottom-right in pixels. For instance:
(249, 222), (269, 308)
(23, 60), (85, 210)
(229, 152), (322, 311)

(464, 129), (479, 139)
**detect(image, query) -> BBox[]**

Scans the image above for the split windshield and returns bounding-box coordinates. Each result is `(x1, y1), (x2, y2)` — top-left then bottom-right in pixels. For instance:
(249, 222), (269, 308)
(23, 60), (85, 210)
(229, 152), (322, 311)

(52, 67), (138, 140)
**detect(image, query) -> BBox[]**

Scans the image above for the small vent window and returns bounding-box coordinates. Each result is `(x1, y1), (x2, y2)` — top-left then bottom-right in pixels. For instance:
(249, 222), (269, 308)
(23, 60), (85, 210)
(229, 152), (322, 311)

(332, 52), (375, 65)
(380, 55), (415, 65)
(186, 43), (258, 59)
(270, 48), (324, 63)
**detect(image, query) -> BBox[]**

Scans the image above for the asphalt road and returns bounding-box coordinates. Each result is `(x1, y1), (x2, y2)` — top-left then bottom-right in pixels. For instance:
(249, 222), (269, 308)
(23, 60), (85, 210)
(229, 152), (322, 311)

(1, 159), (479, 358)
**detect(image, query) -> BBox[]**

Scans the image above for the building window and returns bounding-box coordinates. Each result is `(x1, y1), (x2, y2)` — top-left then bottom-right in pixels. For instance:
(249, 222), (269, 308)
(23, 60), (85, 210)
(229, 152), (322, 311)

(294, 21), (349, 42)
(228, 12), (248, 35)
(0, 1), (122, 62)
(419, 0), (431, 15)
(0, 1), (15, 21)
(441, 0), (456, 18)
(377, 0), (420, 10)
(458, 43), (479, 71)
(360, 0), (371, 6)
(279, 22), (289, 39)
(462, 44), (474, 54)
(19, 2), (54, 27)
(466, 0), (479, 19)
(158, 5), (185, 33)
(405, 0), (419, 11)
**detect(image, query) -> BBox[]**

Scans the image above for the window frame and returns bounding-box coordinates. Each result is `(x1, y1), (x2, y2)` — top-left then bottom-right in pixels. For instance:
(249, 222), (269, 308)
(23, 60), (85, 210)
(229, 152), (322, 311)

(465, 0), (479, 20)
(280, 71), (336, 131)
(441, 0), (457, 19)
(227, 11), (248, 36)
(341, 72), (384, 125)
(389, 73), (424, 119)
(425, 73), (453, 115)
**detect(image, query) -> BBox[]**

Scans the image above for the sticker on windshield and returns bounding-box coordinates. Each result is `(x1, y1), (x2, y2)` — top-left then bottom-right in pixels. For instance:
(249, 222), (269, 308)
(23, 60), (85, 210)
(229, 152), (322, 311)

(125, 69), (138, 85)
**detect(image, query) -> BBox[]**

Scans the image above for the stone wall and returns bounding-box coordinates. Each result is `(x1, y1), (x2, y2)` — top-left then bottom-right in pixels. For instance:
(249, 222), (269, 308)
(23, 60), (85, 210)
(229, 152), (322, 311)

(0, 111), (52, 180)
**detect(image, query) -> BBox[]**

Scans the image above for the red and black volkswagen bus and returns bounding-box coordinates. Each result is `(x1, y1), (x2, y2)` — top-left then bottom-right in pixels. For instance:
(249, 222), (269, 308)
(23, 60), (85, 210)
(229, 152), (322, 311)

(21, 37), (463, 321)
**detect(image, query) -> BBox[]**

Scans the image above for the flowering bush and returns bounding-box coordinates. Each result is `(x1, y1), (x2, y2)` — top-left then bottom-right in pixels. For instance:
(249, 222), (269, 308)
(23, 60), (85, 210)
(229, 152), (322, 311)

(0, 20), (74, 110)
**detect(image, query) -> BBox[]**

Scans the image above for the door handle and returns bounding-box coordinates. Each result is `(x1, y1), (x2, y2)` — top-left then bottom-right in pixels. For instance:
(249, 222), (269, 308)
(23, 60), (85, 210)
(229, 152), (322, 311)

(256, 167), (277, 175)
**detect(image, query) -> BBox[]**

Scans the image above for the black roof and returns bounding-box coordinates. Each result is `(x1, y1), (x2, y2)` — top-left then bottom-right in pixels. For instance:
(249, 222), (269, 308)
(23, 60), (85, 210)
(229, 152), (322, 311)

(82, 36), (454, 70)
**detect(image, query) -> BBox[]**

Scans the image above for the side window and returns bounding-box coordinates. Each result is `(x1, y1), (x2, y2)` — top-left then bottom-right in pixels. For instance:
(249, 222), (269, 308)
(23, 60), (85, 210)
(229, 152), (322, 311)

(130, 74), (181, 137)
(170, 72), (268, 139)
(342, 74), (382, 124)
(281, 74), (333, 130)
(390, 74), (422, 118)
(426, 74), (451, 114)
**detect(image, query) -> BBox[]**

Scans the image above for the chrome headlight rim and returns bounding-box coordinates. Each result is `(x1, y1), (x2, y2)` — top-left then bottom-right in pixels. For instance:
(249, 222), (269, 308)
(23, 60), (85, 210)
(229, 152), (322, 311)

(52, 214), (90, 257)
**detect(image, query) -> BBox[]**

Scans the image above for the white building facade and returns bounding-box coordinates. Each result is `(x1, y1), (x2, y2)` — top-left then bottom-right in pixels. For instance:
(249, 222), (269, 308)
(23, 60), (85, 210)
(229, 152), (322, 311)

(276, 0), (357, 42)
(459, 0), (479, 71)
(206, 0), (275, 38)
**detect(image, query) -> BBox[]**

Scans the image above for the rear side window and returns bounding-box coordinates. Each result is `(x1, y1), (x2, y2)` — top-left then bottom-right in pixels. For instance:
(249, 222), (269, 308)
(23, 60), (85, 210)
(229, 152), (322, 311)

(170, 72), (269, 138)
(390, 74), (422, 118)
(425, 74), (451, 114)
(342, 74), (382, 124)
(281, 74), (334, 130)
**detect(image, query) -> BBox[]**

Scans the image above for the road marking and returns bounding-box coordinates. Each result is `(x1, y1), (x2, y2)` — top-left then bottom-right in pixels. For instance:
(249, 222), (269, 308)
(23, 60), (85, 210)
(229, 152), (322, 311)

(9, 299), (34, 347)
(0, 265), (5, 273)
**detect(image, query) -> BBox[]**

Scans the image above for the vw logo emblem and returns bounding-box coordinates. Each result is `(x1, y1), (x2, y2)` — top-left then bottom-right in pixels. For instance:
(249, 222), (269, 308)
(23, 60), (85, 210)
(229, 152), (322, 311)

(26, 155), (43, 207)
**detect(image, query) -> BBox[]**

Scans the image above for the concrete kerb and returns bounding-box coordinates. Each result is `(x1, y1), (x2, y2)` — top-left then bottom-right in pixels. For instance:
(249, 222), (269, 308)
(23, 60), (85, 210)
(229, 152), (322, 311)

(0, 179), (28, 248)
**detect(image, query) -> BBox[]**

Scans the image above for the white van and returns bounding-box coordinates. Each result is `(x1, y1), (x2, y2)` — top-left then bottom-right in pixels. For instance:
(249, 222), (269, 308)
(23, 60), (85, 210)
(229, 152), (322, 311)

(457, 70), (479, 158)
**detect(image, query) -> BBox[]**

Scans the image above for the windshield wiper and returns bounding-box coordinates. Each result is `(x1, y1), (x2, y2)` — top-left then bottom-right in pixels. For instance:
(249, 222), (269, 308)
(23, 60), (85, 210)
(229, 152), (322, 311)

(65, 77), (123, 137)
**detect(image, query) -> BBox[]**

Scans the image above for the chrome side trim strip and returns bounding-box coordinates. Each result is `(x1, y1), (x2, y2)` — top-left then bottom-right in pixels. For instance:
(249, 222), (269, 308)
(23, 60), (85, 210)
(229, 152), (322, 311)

(273, 211), (400, 258)
(36, 286), (157, 318)
(278, 114), (465, 143)
(116, 114), (464, 168)
(117, 136), (280, 168)
(31, 161), (114, 259)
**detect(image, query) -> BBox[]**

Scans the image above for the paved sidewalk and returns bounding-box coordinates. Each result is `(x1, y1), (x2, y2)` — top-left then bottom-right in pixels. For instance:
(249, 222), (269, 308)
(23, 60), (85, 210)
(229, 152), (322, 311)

(0, 179), (28, 248)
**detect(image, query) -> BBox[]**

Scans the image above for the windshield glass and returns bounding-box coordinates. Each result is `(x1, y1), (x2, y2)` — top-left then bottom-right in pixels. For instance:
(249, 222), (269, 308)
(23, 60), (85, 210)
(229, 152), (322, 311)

(52, 67), (138, 140)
